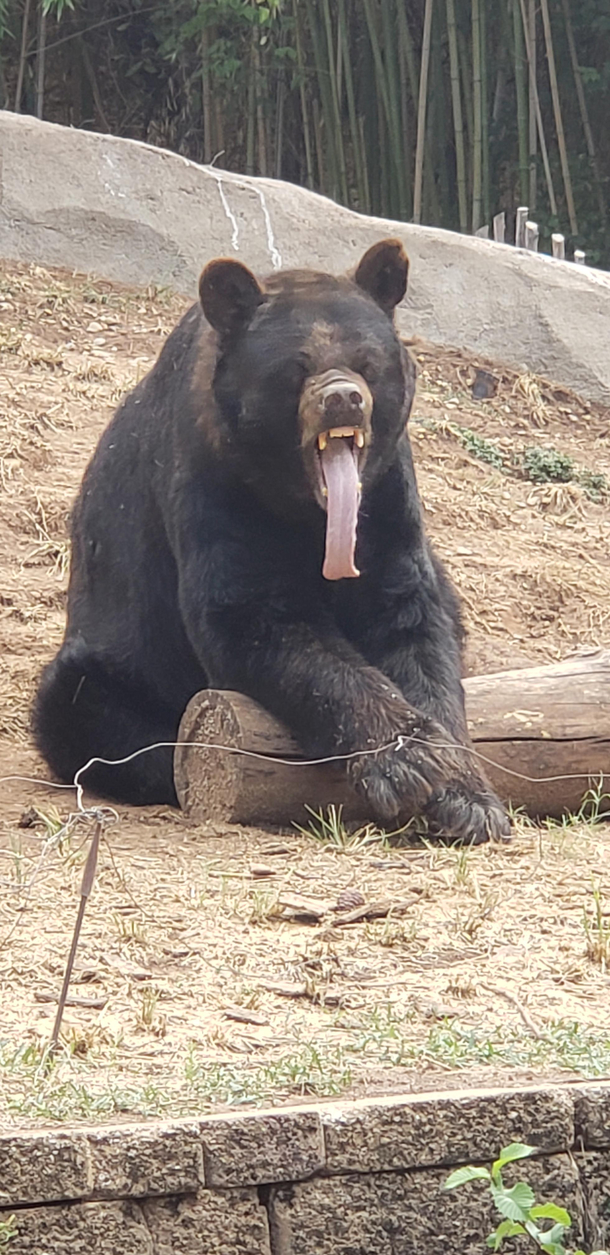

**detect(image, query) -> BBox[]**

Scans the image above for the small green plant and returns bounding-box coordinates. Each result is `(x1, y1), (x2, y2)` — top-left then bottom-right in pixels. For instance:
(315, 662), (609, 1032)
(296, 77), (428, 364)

(521, 447), (575, 484)
(445, 1141), (607, 1254)
(583, 882), (610, 971)
(578, 469), (609, 502)
(546, 778), (610, 830)
(0, 1215), (17, 1247)
(459, 427), (505, 469)
(294, 804), (388, 851)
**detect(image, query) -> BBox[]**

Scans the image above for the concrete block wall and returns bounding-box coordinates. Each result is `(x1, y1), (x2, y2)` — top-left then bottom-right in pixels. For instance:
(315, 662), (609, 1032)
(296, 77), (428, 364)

(2, 1082), (610, 1252)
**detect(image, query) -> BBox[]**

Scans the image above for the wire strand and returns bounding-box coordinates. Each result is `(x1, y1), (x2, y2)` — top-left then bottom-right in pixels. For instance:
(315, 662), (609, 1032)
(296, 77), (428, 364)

(2, 730), (604, 816)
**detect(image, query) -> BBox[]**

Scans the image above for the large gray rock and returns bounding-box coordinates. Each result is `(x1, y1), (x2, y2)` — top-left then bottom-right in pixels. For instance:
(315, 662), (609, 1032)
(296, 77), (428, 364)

(1, 111), (609, 401)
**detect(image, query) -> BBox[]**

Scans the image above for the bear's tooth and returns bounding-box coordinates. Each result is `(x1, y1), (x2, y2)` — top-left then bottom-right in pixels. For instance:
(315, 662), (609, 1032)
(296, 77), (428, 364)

(317, 433), (328, 451)
(354, 429), (365, 448)
(328, 426), (355, 438)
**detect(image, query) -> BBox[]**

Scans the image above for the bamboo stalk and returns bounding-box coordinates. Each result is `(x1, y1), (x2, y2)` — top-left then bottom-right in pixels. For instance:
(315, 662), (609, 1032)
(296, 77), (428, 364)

(396, 5), (413, 215)
(396, 0), (419, 105)
(480, 0), (490, 223)
(246, 33), (256, 177)
(446, 0), (467, 232)
(312, 95), (326, 192)
(512, 0), (529, 204)
(561, 0), (606, 224)
(362, 0), (405, 219)
(14, 0), (33, 112)
(34, 0), (46, 120)
(292, 0), (314, 190)
(517, 0), (557, 217)
(527, 0), (537, 210)
(471, 0), (482, 232)
(306, 0), (338, 198)
(358, 114), (371, 214)
(201, 26), (213, 165)
(321, 0), (348, 203)
(413, 0), (434, 224)
(338, 0), (367, 210)
(539, 0), (577, 233)
(431, 6), (450, 225)
(274, 68), (285, 180)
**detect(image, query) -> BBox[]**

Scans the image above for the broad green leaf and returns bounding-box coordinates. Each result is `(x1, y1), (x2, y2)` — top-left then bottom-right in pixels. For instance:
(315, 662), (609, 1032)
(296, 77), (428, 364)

(537, 1239), (566, 1255)
(490, 1180), (535, 1222)
(444, 1165), (490, 1190)
(486, 1219), (526, 1249)
(492, 1143), (536, 1176)
(530, 1203), (571, 1226)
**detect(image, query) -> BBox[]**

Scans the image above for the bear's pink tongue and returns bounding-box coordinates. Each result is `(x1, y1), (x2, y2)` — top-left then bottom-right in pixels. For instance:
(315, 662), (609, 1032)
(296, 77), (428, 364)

(320, 439), (361, 580)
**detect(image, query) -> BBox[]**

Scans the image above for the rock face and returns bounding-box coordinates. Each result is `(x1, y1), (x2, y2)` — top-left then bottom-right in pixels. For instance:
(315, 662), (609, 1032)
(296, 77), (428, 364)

(1, 110), (610, 401)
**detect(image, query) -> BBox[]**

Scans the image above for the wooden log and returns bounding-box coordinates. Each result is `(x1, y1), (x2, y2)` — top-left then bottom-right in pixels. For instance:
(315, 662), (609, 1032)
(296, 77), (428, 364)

(493, 212), (506, 243)
(525, 220), (539, 251)
(173, 650), (610, 827)
(552, 232), (565, 259)
(464, 649), (610, 817)
(515, 205), (529, 247)
(574, 249), (586, 265)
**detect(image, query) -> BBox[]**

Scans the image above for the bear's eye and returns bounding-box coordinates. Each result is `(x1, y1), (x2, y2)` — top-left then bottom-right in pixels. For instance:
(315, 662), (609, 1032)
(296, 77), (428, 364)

(278, 360), (308, 392)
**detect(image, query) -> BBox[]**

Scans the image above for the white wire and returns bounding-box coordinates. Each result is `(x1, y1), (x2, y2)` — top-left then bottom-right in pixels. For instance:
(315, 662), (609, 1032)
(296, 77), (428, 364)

(2, 733), (606, 817)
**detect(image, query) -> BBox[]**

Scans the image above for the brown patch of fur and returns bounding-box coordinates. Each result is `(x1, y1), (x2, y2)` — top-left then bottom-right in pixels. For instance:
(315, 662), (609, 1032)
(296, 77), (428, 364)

(191, 322), (223, 453)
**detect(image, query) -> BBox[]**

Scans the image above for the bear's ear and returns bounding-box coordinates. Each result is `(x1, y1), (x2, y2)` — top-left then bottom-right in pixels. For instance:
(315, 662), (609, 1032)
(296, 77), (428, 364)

(354, 239), (409, 316)
(199, 259), (265, 335)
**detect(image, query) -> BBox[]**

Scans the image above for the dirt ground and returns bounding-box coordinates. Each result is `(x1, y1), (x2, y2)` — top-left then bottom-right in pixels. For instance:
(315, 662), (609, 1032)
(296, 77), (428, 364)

(1, 260), (610, 1131)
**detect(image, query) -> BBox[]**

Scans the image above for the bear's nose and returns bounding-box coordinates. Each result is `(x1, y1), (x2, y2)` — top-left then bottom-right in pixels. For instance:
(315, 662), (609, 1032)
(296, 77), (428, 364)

(323, 384), (365, 416)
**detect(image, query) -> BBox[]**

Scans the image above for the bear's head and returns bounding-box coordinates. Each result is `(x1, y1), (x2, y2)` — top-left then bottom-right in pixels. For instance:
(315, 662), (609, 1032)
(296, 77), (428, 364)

(199, 239), (414, 581)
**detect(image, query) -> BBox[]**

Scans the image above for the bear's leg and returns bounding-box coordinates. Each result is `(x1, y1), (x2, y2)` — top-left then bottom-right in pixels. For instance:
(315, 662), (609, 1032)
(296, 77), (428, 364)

(33, 641), (178, 806)
(365, 627), (510, 845)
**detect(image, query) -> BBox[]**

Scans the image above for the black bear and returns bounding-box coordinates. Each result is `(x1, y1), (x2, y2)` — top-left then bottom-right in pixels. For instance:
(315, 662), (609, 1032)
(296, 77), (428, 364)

(33, 239), (509, 844)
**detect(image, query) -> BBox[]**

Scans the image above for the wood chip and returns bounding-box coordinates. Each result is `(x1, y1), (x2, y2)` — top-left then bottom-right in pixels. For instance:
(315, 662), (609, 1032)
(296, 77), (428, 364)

(35, 991), (108, 1009)
(249, 864), (277, 878)
(334, 889), (366, 912)
(260, 980), (308, 999)
(331, 898), (416, 926)
(223, 1004), (269, 1026)
(277, 893), (332, 921)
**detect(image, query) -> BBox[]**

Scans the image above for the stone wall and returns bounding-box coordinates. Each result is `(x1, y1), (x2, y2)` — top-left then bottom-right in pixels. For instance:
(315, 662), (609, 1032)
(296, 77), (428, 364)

(2, 1082), (610, 1253)
(1, 111), (610, 403)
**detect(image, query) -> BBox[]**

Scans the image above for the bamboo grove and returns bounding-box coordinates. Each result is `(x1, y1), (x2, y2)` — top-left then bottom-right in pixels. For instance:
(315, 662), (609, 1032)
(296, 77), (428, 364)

(1, 0), (609, 265)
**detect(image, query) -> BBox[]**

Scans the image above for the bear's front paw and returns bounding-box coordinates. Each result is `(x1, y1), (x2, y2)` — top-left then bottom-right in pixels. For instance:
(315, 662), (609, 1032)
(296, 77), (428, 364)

(424, 781), (511, 846)
(347, 718), (456, 822)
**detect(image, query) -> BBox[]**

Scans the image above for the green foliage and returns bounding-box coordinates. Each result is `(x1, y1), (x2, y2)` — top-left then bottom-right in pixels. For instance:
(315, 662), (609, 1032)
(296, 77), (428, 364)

(445, 1141), (608, 1254)
(521, 447), (575, 484)
(0, 1216), (17, 1248)
(578, 469), (610, 502)
(458, 428), (505, 469)
(42, 0), (77, 16)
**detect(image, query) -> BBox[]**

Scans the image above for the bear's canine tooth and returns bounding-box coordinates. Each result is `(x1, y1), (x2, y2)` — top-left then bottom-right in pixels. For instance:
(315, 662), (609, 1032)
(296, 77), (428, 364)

(317, 426), (365, 451)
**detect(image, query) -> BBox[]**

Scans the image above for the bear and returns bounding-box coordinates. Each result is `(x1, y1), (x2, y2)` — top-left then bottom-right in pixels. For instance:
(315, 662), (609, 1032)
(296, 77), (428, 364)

(33, 238), (510, 845)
